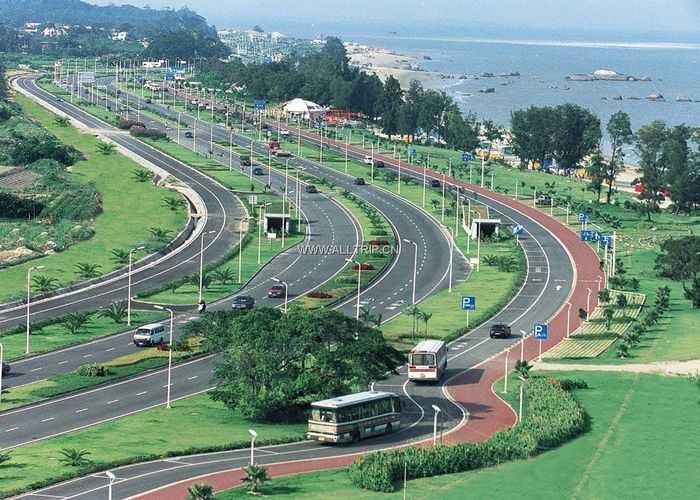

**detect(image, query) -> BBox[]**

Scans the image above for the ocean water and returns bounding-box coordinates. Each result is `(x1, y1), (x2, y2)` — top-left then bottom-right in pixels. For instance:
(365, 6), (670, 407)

(256, 22), (700, 131)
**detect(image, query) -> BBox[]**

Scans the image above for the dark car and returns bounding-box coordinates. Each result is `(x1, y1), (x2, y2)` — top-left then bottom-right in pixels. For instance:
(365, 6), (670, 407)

(305, 184), (318, 194)
(431, 179), (441, 188)
(253, 167), (265, 176)
(536, 193), (552, 206)
(240, 156), (252, 167)
(231, 295), (255, 310)
(184, 131), (194, 138)
(267, 284), (286, 298)
(1, 362), (10, 376)
(354, 177), (366, 185)
(145, 98), (152, 104)
(374, 160), (385, 168)
(489, 323), (512, 339)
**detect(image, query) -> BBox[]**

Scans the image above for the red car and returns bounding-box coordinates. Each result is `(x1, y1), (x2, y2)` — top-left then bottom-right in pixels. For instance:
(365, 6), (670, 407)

(267, 284), (286, 298)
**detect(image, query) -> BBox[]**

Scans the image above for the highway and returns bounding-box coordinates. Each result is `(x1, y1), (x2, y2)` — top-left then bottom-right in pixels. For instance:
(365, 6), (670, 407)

(8, 81), (578, 499)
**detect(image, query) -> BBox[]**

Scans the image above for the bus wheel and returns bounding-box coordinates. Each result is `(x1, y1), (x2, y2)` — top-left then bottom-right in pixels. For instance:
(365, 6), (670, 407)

(384, 423), (392, 435)
(351, 430), (360, 443)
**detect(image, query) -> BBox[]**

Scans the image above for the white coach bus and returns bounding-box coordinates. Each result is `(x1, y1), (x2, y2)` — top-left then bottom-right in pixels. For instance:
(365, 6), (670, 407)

(408, 339), (448, 382)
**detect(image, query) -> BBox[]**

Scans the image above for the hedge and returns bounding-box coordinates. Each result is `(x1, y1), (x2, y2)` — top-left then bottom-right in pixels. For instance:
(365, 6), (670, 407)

(347, 377), (588, 492)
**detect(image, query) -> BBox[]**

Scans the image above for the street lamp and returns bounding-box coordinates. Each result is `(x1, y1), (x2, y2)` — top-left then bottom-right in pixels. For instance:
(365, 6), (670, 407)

(127, 246), (145, 327)
(431, 404), (441, 445)
(26, 265), (45, 354)
(271, 277), (288, 313)
(198, 230), (217, 303)
(566, 301), (573, 338)
(519, 329), (528, 361)
(403, 239), (418, 306)
(503, 348), (510, 394)
(0, 342), (4, 404)
(236, 217), (252, 284)
(105, 471), (116, 500)
(248, 429), (258, 465)
(517, 375), (526, 424)
(346, 258), (362, 321)
(153, 305), (174, 408)
(586, 288), (592, 316)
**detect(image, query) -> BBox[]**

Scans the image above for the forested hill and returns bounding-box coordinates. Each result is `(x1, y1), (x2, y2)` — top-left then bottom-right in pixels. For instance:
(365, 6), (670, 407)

(0, 0), (216, 36)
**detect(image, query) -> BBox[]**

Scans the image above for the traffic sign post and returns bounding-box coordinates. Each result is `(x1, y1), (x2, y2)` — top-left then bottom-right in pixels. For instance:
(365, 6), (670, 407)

(580, 230), (593, 241)
(534, 323), (548, 361)
(461, 296), (476, 328)
(578, 212), (589, 231)
(513, 224), (524, 241)
(462, 152), (474, 162)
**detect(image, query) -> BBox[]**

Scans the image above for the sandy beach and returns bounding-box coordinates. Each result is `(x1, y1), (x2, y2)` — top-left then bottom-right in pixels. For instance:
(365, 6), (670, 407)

(345, 42), (453, 89)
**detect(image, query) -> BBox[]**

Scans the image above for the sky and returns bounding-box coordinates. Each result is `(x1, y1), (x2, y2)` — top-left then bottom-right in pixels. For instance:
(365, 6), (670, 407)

(88, 0), (700, 36)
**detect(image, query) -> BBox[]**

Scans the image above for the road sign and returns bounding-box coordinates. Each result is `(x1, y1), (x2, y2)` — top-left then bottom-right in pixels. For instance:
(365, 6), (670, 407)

(461, 296), (476, 311)
(254, 99), (267, 110)
(580, 230), (593, 241)
(462, 152), (474, 162)
(410, 148), (417, 158)
(593, 231), (602, 241)
(578, 213), (589, 223)
(601, 235), (612, 248)
(534, 323), (548, 340)
(513, 224), (525, 237)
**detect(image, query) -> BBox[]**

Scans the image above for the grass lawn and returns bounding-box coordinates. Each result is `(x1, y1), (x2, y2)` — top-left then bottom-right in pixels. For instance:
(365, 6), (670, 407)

(0, 394), (306, 497)
(0, 94), (186, 303)
(217, 371), (700, 500)
(0, 310), (164, 361)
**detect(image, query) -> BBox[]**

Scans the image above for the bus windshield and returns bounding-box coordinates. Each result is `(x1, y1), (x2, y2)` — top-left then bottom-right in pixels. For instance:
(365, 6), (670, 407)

(410, 353), (435, 366)
(311, 408), (337, 423)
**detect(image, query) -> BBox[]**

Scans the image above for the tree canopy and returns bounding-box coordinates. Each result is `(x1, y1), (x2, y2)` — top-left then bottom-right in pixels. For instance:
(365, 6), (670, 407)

(194, 307), (404, 422)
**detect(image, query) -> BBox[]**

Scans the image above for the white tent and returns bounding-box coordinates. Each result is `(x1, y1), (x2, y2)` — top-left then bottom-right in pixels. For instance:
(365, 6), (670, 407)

(282, 98), (325, 120)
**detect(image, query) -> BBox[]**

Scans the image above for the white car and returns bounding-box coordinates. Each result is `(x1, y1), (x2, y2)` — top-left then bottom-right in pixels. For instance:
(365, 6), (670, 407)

(363, 155), (373, 165)
(133, 323), (166, 347)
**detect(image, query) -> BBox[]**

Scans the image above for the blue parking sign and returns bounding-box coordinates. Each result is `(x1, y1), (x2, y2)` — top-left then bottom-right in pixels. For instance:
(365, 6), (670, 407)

(461, 296), (476, 311)
(534, 323), (548, 340)
(513, 224), (525, 236)
(254, 99), (267, 110)
(462, 153), (474, 162)
(580, 230), (593, 241)
(578, 213), (589, 223)
(601, 235), (612, 248)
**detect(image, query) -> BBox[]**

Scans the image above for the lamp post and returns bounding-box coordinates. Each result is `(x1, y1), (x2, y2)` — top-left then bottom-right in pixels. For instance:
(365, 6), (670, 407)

(154, 305), (174, 408)
(586, 288), (592, 317)
(0, 342), (4, 404)
(346, 258), (362, 321)
(518, 375), (526, 424)
(503, 348), (510, 394)
(26, 265), (45, 354)
(106, 471), (116, 500)
(248, 429), (258, 465)
(237, 217), (251, 284)
(258, 203), (271, 265)
(272, 277), (288, 313)
(403, 239), (418, 306)
(127, 246), (145, 327)
(566, 301), (573, 338)
(519, 329), (527, 361)
(198, 230), (217, 303)
(431, 404), (441, 445)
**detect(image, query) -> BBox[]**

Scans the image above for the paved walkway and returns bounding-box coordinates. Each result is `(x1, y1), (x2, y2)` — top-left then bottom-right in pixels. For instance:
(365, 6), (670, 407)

(535, 359), (700, 376)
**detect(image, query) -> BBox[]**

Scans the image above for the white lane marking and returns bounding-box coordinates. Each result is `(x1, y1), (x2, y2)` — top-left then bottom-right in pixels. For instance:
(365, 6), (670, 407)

(136, 391), (148, 396)
(75, 408), (88, 413)
(107, 400), (119, 405)
(41, 417), (55, 423)
(31, 367), (42, 372)
(82, 354), (92, 358)
(187, 376), (198, 380)
(5, 427), (19, 432)
(58, 360), (69, 365)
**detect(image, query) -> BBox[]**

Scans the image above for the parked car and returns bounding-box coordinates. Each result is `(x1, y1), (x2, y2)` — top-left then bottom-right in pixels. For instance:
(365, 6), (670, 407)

(231, 295), (255, 310)
(363, 155), (373, 165)
(184, 131), (194, 138)
(133, 323), (166, 347)
(536, 193), (552, 206)
(145, 98), (152, 104)
(305, 184), (318, 194)
(253, 167), (264, 176)
(354, 177), (366, 185)
(267, 284), (286, 298)
(272, 149), (291, 157)
(374, 160), (385, 168)
(1, 362), (10, 376)
(431, 179), (441, 188)
(489, 323), (512, 339)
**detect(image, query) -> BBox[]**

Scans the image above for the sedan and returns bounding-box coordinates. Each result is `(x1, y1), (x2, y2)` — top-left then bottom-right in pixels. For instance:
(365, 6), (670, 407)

(431, 179), (441, 188)
(305, 185), (318, 194)
(354, 177), (366, 186)
(267, 284), (286, 298)
(231, 295), (255, 310)
(2, 362), (11, 376)
(489, 323), (512, 339)
(253, 167), (265, 176)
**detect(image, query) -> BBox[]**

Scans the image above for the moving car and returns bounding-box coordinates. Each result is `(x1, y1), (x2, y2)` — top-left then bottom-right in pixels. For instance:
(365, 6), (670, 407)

(267, 284), (286, 298)
(431, 179), (441, 188)
(354, 177), (366, 185)
(133, 323), (166, 346)
(231, 295), (255, 310)
(184, 131), (194, 138)
(272, 149), (291, 157)
(489, 323), (512, 339)
(1, 361), (10, 376)
(252, 167), (264, 176)
(240, 155), (252, 166)
(374, 160), (385, 168)
(363, 155), (373, 165)
(536, 193), (552, 206)
(305, 184), (318, 194)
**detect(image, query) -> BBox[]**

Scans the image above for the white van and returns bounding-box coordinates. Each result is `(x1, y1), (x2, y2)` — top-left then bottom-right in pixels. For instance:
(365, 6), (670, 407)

(133, 323), (166, 347)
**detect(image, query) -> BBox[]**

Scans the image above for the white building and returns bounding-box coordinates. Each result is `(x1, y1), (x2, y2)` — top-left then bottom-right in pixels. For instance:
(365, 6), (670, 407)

(42, 26), (66, 38)
(23, 23), (41, 33)
(111, 31), (128, 41)
(282, 98), (325, 121)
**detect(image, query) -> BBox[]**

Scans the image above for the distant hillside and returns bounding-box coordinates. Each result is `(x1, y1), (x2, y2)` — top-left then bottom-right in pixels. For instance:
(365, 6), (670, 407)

(0, 0), (216, 36)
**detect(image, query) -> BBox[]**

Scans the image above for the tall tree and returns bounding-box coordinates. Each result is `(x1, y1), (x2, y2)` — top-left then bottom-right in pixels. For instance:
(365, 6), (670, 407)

(586, 151), (607, 202)
(636, 121), (669, 220)
(482, 119), (504, 160)
(510, 106), (555, 168)
(605, 111), (634, 204)
(551, 103), (602, 171)
(664, 125), (695, 213)
(380, 75), (403, 136)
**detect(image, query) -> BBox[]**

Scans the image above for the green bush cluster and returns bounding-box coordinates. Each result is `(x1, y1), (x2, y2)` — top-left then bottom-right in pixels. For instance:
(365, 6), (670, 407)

(347, 377), (587, 492)
(76, 364), (111, 377)
(618, 286), (670, 358)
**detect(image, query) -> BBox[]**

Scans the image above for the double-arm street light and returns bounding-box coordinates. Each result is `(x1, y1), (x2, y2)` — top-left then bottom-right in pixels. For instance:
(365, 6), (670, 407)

(154, 305), (175, 408)
(271, 277), (289, 313)
(199, 230), (217, 303)
(431, 404), (441, 445)
(346, 258), (362, 321)
(26, 265), (45, 354)
(403, 239), (418, 306)
(127, 246), (145, 327)
(248, 429), (258, 465)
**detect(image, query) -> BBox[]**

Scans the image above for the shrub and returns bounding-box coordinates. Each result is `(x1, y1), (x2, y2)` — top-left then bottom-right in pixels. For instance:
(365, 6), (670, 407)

(307, 291), (333, 299)
(76, 364), (111, 377)
(353, 263), (375, 271)
(348, 377), (587, 492)
(129, 126), (167, 140)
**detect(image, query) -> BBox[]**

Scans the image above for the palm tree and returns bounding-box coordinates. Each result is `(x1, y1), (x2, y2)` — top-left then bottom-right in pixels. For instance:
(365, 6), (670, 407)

(0, 451), (11, 467)
(617, 342), (629, 359)
(96, 142), (116, 155)
(58, 448), (92, 467)
(188, 273), (213, 291)
(616, 294), (628, 309)
(162, 196), (185, 211)
(514, 359), (532, 379)
(110, 248), (130, 266)
(603, 307), (615, 331)
(62, 312), (90, 335)
(149, 227), (172, 241)
(131, 169), (152, 182)
(420, 310), (433, 337)
(211, 267), (235, 285)
(32, 275), (60, 293)
(74, 262), (102, 279)
(100, 303), (127, 324)
(406, 306), (422, 339)
(242, 464), (269, 494)
(185, 483), (214, 500)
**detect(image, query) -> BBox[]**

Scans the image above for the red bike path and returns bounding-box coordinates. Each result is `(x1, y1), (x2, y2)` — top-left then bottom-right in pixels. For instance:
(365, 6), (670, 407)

(137, 132), (604, 499)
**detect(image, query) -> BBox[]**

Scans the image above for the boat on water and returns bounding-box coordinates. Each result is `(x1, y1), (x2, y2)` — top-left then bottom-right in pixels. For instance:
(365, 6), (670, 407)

(646, 93), (665, 101)
(676, 96), (692, 102)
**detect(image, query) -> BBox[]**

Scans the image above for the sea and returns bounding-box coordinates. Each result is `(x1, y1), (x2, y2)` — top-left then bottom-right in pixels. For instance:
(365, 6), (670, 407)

(241, 22), (700, 136)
